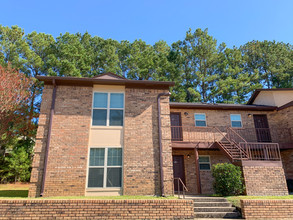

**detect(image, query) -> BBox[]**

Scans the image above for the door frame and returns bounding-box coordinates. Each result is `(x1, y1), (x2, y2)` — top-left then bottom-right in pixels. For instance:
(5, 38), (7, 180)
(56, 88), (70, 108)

(170, 112), (183, 141)
(253, 114), (272, 142)
(172, 155), (186, 191)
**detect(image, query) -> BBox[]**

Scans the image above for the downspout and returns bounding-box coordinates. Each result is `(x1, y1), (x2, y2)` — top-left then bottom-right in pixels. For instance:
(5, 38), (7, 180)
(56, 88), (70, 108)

(40, 79), (57, 197)
(157, 92), (171, 197)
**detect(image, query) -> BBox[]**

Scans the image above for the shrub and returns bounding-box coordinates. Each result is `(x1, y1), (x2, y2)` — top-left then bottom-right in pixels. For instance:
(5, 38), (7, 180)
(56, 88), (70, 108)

(212, 163), (244, 196)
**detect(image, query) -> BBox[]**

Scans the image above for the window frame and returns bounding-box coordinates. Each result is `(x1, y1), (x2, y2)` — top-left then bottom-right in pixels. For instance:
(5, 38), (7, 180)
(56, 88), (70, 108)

(92, 92), (125, 127)
(198, 155), (211, 171)
(230, 114), (243, 128)
(87, 147), (123, 189)
(194, 113), (207, 127)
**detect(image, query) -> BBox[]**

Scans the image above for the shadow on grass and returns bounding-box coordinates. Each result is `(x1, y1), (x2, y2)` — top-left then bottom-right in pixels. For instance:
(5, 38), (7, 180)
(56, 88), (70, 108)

(0, 190), (28, 197)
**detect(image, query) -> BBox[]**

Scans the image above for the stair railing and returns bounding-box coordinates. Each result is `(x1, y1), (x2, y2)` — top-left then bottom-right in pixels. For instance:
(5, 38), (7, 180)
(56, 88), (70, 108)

(227, 127), (250, 159)
(213, 127), (249, 161)
(174, 177), (188, 199)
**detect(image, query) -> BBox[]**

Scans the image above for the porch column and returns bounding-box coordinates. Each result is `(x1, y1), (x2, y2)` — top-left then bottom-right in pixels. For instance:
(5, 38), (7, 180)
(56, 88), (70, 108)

(194, 148), (202, 194)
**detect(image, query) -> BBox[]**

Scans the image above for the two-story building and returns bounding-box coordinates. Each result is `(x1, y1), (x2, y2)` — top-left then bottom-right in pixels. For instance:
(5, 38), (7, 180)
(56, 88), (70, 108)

(29, 73), (293, 197)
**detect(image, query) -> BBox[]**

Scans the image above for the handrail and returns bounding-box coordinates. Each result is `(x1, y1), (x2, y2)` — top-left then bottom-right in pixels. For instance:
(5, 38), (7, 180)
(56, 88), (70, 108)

(174, 177), (188, 199)
(227, 127), (247, 144)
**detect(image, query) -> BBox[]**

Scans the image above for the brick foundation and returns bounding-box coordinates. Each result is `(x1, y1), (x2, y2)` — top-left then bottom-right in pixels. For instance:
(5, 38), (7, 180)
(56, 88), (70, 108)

(0, 199), (194, 219)
(241, 199), (293, 219)
(242, 161), (288, 196)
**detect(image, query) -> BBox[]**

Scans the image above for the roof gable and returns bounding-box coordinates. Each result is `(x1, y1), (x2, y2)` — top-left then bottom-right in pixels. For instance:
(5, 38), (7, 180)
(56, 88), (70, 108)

(93, 72), (126, 80)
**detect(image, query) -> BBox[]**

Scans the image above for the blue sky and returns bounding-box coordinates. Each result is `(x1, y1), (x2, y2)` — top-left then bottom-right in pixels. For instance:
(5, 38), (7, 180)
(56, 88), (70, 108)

(1, 0), (293, 47)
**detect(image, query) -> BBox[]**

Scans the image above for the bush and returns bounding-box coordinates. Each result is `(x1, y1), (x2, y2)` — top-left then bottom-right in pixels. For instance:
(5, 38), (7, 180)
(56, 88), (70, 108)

(212, 163), (244, 196)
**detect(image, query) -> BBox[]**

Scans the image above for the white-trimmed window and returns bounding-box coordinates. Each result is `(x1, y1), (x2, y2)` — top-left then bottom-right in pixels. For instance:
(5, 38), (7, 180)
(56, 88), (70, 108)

(199, 156), (211, 170)
(230, 114), (242, 128)
(92, 92), (124, 126)
(194, 113), (207, 127)
(87, 148), (122, 188)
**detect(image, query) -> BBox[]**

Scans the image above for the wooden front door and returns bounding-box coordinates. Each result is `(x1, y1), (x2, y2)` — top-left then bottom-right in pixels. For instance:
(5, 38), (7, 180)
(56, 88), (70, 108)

(170, 113), (183, 141)
(253, 115), (272, 142)
(172, 155), (186, 192)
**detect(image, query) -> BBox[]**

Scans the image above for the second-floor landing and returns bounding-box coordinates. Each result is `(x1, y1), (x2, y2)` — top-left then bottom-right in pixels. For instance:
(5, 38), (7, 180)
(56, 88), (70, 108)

(169, 103), (293, 150)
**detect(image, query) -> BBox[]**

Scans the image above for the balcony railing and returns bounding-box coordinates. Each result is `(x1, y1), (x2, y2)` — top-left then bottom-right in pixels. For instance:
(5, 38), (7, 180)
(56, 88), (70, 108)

(171, 126), (292, 161)
(171, 126), (293, 144)
(239, 142), (281, 161)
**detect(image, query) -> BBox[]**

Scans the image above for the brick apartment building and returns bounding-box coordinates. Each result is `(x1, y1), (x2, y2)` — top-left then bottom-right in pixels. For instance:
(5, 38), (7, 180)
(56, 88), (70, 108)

(29, 73), (293, 197)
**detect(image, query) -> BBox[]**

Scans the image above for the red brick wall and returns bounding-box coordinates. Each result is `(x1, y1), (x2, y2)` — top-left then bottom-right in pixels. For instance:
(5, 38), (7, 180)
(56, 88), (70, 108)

(29, 85), (92, 197)
(123, 88), (173, 195)
(29, 85), (53, 197)
(242, 161), (288, 196)
(281, 149), (293, 180)
(241, 199), (293, 219)
(0, 199), (194, 219)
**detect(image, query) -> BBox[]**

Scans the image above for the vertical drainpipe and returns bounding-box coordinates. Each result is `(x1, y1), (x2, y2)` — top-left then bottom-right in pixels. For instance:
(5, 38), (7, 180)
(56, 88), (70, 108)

(157, 92), (171, 197)
(40, 79), (57, 197)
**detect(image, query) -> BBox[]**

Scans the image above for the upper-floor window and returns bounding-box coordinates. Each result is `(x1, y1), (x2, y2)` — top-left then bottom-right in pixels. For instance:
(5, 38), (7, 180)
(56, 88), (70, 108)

(92, 92), (124, 126)
(194, 113), (207, 127)
(199, 156), (211, 170)
(230, 114), (242, 128)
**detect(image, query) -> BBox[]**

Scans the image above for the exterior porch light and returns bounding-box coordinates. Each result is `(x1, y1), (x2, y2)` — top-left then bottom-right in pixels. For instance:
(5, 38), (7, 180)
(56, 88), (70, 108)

(248, 113), (252, 117)
(187, 154), (190, 159)
(184, 112), (188, 116)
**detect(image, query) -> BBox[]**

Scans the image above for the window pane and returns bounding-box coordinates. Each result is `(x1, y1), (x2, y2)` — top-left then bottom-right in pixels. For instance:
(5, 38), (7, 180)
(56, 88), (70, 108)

(230, 114), (241, 121)
(88, 168), (104, 187)
(195, 120), (206, 127)
(110, 93), (124, 108)
(199, 164), (210, 170)
(89, 148), (105, 166)
(109, 110), (123, 126)
(199, 156), (210, 163)
(93, 93), (108, 108)
(108, 148), (122, 166)
(106, 168), (122, 187)
(232, 121), (242, 128)
(195, 114), (206, 120)
(92, 109), (107, 126)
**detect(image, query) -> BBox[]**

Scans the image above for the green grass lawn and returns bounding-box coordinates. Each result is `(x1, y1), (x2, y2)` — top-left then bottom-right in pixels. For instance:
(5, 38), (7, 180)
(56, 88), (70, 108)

(0, 184), (176, 200)
(226, 195), (293, 208)
(0, 183), (29, 198)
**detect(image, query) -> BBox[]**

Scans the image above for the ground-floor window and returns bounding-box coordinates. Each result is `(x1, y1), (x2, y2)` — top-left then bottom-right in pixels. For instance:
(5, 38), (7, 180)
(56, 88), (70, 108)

(87, 147), (122, 188)
(199, 155), (211, 170)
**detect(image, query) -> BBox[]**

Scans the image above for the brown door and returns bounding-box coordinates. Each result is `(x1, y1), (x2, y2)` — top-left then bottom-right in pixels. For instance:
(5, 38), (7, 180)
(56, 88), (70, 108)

(253, 115), (272, 142)
(170, 113), (183, 141)
(172, 155), (186, 192)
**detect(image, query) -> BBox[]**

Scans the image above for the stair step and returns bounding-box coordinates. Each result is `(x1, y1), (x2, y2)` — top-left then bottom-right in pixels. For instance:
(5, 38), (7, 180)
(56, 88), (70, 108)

(186, 197), (227, 202)
(193, 202), (232, 207)
(194, 207), (236, 212)
(194, 211), (240, 218)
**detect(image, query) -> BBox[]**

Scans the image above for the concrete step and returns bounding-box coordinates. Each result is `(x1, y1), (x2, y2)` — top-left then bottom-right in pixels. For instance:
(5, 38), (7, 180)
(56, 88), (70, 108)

(186, 197), (227, 202)
(194, 207), (236, 212)
(193, 202), (232, 207)
(194, 211), (240, 218)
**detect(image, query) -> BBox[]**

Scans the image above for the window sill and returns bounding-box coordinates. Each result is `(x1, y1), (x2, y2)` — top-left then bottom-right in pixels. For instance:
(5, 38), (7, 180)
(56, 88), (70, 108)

(91, 126), (123, 130)
(86, 187), (121, 192)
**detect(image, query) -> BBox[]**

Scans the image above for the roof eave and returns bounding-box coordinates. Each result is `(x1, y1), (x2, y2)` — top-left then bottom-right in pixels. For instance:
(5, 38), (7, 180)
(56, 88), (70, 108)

(169, 103), (277, 111)
(36, 76), (175, 88)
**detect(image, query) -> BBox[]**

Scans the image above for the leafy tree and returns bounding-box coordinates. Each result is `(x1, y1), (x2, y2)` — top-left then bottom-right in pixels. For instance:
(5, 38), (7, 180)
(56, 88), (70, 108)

(216, 47), (261, 103)
(0, 64), (32, 145)
(241, 40), (293, 88)
(2, 143), (33, 182)
(171, 28), (224, 102)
